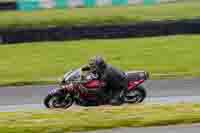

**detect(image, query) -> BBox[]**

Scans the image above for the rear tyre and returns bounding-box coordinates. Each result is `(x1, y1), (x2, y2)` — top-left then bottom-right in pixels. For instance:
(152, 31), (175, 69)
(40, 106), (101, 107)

(124, 85), (146, 103)
(44, 93), (73, 109)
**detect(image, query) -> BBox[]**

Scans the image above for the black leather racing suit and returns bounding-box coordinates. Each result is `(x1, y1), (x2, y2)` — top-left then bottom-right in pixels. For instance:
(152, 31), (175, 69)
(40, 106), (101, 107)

(97, 64), (128, 105)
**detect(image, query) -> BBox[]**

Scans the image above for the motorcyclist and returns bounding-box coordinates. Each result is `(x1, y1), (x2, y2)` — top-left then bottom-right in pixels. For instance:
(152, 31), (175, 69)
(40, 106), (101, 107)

(81, 56), (128, 105)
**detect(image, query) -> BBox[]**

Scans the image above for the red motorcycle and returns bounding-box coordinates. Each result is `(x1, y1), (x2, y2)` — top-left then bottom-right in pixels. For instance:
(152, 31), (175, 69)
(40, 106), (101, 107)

(44, 68), (150, 109)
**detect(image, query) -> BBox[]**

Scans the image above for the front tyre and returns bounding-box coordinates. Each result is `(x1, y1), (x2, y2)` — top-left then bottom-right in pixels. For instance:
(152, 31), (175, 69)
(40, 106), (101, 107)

(44, 93), (73, 109)
(124, 85), (147, 103)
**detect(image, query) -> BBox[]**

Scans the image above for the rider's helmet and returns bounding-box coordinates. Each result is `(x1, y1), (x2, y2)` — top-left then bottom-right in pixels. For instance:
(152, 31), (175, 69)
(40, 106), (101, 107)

(89, 56), (107, 73)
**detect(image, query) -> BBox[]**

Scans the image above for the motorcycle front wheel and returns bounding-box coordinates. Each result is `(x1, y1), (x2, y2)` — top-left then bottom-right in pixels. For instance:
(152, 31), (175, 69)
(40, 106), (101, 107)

(44, 93), (73, 109)
(124, 85), (147, 103)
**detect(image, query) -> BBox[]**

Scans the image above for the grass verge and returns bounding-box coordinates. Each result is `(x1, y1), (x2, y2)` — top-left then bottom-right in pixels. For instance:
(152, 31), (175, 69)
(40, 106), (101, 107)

(1, 35), (200, 86)
(1, 103), (200, 133)
(0, 1), (200, 29)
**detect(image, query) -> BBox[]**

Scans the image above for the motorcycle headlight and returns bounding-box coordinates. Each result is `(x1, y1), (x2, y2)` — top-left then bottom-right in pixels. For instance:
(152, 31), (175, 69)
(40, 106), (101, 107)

(138, 71), (150, 80)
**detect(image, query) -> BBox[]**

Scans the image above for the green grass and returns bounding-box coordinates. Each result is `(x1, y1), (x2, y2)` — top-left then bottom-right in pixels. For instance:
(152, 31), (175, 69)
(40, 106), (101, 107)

(1, 103), (200, 133)
(0, 35), (200, 86)
(0, 1), (200, 29)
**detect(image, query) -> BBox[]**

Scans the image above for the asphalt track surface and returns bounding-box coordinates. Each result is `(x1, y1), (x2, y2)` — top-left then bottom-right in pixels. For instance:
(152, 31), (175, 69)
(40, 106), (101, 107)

(0, 78), (200, 112)
(1, 78), (200, 132)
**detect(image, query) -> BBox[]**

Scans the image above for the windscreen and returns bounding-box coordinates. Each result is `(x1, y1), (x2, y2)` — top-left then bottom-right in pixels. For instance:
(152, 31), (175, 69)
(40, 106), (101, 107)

(63, 68), (81, 81)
